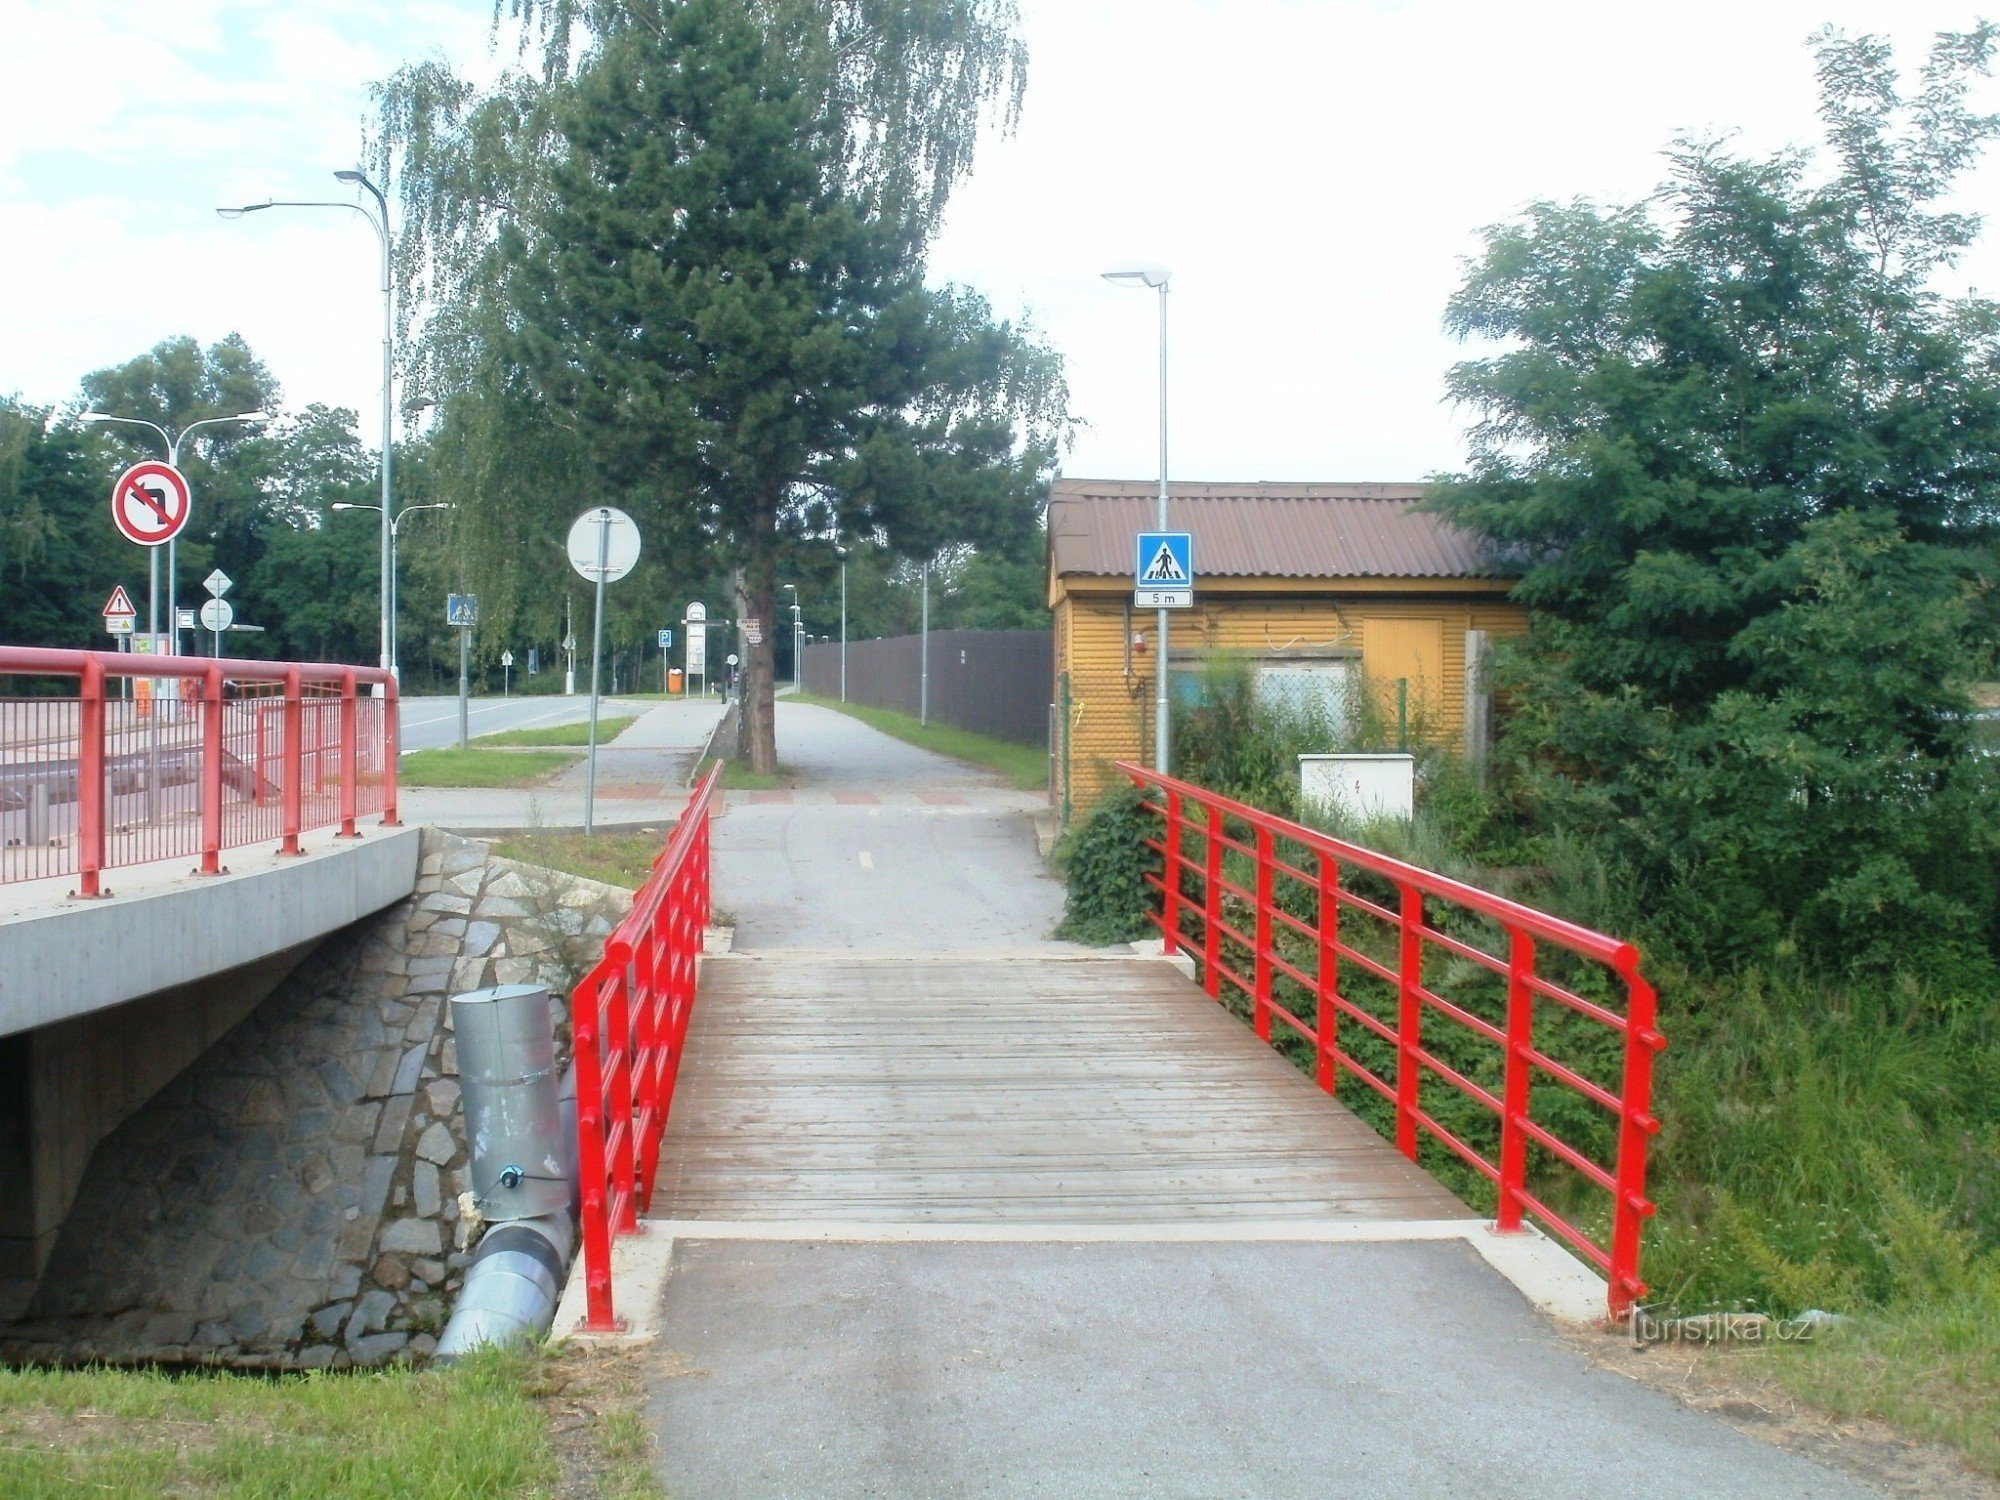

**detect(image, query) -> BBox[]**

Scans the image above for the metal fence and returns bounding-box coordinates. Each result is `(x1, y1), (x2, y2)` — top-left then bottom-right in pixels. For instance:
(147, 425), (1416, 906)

(800, 630), (1052, 747)
(0, 647), (398, 895)
(1124, 761), (1664, 1321)
(571, 763), (719, 1330)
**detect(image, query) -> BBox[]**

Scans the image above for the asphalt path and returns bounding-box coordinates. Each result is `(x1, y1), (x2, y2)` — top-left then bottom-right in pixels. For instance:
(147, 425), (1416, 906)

(395, 693), (665, 753)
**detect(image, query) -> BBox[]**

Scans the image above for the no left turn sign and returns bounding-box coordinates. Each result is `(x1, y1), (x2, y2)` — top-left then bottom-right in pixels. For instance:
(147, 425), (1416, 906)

(110, 461), (192, 547)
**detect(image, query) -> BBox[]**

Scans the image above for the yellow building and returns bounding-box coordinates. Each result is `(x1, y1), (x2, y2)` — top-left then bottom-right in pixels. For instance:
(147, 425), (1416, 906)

(1047, 480), (1528, 809)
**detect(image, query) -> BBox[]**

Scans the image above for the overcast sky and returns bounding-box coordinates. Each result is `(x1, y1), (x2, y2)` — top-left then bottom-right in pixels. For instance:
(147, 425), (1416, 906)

(5, 0), (1997, 486)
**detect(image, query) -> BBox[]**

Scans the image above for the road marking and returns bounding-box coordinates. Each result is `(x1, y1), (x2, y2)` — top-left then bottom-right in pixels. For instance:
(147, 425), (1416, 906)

(858, 851), (874, 869)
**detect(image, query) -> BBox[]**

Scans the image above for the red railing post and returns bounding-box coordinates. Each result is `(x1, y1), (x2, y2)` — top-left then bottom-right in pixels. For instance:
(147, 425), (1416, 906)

(570, 972), (622, 1331)
(1609, 966), (1664, 1320)
(1253, 825), (1274, 1042)
(1496, 929), (1535, 1232)
(1162, 789), (1184, 956)
(199, 663), (225, 873)
(1315, 851), (1340, 1095)
(75, 657), (108, 898)
(337, 668), (359, 838)
(1201, 800), (1224, 1001)
(381, 674), (401, 826)
(1394, 882), (1424, 1160)
(281, 665), (304, 855)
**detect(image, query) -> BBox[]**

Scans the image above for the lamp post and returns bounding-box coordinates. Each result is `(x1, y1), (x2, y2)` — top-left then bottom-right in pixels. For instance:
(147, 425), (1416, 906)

(919, 556), (930, 727)
(219, 169), (395, 686)
(331, 501), (452, 676)
(80, 410), (269, 650)
(1102, 264), (1172, 774)
(781, 583), (801, 693)
(836, 544), (849, 703)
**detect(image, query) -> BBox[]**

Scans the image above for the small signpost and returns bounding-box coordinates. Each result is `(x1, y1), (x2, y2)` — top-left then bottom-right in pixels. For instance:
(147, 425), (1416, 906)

(1135, 531), (1194, 609)
(567, 507), (642, 834)
(102, 586), (136, 637)
(685, 602), (708, 697)
(198, 597), (234, 654)
(110, 462), (192, 548)
(447, 594), (479, 746)
(501, 649), (514, 697)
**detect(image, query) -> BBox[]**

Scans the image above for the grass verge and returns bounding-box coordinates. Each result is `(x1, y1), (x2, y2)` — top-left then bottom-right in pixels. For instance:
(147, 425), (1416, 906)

(491, 831), (667, 889)
(477, 715), (640, 748)
(399, 747), (578, 788)
(790, 692), (1046, 790)
(694, 756), (794, 792)
(0, 1350), (562, 1497)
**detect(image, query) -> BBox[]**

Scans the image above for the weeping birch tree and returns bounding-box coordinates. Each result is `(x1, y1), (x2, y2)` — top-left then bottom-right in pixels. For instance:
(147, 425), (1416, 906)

(369, 0), (1065, 770)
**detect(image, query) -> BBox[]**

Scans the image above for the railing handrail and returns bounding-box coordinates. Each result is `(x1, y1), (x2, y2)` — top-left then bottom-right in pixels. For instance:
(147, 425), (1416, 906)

(0, 645), (394, 689)
(572, 763), (721, 1330)
(0, 645), (398, 893)
(1116, 760), (1663, 1320)
(1118, 763), (1639, 973)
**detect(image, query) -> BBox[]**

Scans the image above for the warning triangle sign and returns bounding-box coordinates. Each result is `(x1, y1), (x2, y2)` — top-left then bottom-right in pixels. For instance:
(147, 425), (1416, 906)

(1140, 541), (1188, 584)
(102, 585), (137, 618)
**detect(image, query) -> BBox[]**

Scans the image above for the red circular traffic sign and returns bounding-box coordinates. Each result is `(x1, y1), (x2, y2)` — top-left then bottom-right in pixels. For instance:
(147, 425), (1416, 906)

(110, 461), (192, 547)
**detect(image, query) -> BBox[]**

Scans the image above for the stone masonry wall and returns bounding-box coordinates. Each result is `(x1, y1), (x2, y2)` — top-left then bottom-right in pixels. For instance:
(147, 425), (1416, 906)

(0, 830), (631, 1368)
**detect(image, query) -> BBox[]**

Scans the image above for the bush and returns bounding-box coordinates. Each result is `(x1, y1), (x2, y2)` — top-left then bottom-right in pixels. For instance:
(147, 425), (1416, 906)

(1054, 784), (1161, 945)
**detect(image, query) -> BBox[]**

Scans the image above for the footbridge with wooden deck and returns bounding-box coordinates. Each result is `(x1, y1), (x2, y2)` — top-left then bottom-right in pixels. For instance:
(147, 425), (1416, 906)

(562, 713), (1874, 1498)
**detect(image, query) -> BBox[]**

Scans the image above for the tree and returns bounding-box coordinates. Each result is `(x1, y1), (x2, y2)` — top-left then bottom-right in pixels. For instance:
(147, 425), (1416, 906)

(1435, 26), (2000, 972)
(0, 401), (119, 650)
(371, 0), (1063, 770)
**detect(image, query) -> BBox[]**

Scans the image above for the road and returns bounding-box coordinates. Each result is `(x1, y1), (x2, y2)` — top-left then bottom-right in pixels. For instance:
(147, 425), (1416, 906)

(395, 693), (669, 753)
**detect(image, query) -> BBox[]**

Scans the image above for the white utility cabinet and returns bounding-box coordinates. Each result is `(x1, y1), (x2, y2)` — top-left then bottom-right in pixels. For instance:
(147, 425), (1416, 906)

(1299, 753), (1415, 824)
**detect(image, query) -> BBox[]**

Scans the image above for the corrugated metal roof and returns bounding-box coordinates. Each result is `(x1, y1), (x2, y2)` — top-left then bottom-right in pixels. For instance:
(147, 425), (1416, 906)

(1047, 479), (1509, 581)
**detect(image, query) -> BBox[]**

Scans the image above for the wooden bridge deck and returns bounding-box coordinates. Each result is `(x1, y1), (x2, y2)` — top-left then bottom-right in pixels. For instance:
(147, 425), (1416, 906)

(650, 953), (1470, 1225)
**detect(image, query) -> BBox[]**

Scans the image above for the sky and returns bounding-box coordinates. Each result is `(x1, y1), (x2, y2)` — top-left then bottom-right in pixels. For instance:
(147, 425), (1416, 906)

(4, 0), (1999, 486)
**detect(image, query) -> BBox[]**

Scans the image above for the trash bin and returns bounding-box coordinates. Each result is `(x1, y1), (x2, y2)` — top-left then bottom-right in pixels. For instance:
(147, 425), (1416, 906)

(668, 668), (685, 695)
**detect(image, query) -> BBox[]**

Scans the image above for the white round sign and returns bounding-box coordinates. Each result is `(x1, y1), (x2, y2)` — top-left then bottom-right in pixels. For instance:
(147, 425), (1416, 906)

(567, 506), (641, 584)
(198, 598), (234, 633)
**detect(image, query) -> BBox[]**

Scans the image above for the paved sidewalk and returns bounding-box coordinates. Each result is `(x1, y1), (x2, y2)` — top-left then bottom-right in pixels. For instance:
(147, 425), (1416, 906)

(399, 697), (724, 833)
(712, 701), (1072, 949)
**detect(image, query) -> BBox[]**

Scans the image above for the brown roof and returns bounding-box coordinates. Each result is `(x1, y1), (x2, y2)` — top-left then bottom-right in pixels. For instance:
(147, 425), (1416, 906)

(1047, 479), (1510, 582)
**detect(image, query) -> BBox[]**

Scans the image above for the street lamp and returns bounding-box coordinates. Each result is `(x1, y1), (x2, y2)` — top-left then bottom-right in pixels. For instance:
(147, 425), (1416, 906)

(219, 169), (395, 684)
(1102, 264), (1172, 774)
(781, 583), (801, 693)
(331, 500), (452, 676)
(80, 409), (269, 648)
(835, 544), (849, 703)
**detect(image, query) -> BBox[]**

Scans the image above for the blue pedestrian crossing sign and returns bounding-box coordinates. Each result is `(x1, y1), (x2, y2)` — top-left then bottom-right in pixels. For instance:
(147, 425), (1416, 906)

(446, 593), (479, 628)
(1135, 531), (1193, 608)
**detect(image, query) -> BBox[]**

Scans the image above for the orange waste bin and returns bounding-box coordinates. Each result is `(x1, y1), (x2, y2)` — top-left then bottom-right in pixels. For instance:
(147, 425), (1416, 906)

(668, 668), (685, 695)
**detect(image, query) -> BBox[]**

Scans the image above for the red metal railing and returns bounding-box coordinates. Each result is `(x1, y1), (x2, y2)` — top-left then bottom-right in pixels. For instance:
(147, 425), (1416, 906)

(1120, 763), (1665, 1320)
(0, 647), (398, 894)
(571, 764), (720, 1331)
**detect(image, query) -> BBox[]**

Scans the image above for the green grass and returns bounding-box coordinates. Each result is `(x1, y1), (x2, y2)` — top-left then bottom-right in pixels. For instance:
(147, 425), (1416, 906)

(477, 715), (640, 748)
(0, 1351), (558, 1497)
(694, 756), (794, 792)
(398, 747), (578, 788)
(492, 831), (668, 889)
(791, 692), (1047, 789)
(1760, 1275), (2000, 1475)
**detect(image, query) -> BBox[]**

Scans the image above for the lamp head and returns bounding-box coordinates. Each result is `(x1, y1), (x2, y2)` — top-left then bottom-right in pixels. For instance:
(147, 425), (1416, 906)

(334, 169), (366, 185)
(1102, 266), (1170, 290)
(215, 201), (273, 219)
(79, 412), (111, 423)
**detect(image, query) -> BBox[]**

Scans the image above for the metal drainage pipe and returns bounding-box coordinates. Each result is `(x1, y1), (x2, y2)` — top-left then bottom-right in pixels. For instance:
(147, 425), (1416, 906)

(436, 983), (580, 1360)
